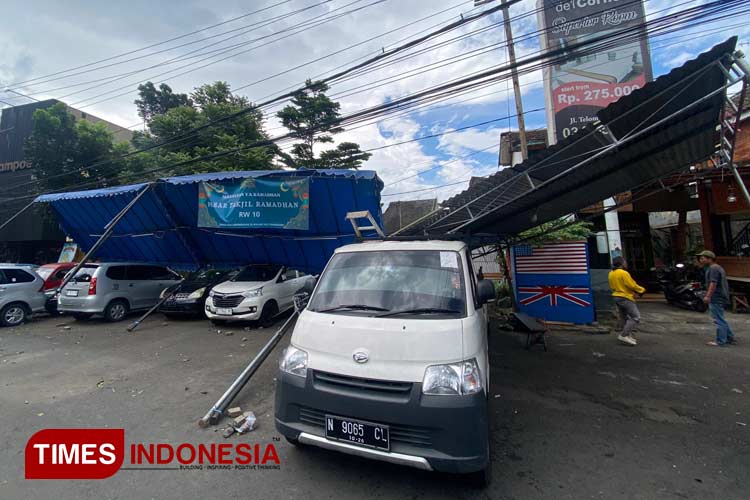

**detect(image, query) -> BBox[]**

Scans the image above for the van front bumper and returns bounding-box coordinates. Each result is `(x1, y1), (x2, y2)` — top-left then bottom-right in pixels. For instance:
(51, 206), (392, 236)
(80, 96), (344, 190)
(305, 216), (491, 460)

(274, 370), (488, 474)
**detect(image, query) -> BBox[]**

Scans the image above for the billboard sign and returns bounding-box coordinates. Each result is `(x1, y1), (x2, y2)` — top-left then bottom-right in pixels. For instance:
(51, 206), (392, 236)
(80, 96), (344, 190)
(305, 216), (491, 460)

(198, 176), (310, 230)
(538, 0), (652, 143)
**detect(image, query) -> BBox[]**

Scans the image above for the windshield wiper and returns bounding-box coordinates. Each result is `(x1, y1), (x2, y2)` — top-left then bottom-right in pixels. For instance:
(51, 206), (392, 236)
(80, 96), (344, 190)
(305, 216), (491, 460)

(377, 307), (462, 318)
(316, 304), (390, 313)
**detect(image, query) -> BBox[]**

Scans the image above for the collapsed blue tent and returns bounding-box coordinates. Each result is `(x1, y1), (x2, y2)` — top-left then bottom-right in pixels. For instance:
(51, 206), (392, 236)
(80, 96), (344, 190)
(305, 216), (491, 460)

(35, 169), (384, 273)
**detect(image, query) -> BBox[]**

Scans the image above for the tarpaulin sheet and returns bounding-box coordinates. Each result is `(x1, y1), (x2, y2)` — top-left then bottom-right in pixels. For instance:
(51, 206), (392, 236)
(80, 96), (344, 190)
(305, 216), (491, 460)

(35, 169), (383, 273)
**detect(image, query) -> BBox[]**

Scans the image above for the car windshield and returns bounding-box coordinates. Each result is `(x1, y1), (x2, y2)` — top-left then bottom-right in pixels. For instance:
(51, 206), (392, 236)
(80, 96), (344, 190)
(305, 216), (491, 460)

(36, 267), (54, 280)
(189, 268), (236, 282)
(232, 265), (279, 282)
(308, 250), (467, 317)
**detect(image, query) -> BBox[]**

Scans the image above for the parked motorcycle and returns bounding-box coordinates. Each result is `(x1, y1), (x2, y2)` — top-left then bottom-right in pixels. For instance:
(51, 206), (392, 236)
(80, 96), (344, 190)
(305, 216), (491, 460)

(654, 263), (707, 313)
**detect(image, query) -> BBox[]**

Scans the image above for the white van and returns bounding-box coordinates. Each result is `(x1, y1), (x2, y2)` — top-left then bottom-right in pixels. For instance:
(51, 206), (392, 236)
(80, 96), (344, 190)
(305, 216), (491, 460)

(274, 240), (496, 484)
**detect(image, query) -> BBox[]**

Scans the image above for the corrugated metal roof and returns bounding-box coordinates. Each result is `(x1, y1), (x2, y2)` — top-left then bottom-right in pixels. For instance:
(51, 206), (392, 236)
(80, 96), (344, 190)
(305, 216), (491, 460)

(401, 37), (738, 239)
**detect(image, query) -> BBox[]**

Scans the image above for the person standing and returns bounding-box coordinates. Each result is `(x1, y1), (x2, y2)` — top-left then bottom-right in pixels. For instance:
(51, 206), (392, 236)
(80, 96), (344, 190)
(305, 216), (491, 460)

(696, 250), (736, 347)
(608, 256), (646, 346)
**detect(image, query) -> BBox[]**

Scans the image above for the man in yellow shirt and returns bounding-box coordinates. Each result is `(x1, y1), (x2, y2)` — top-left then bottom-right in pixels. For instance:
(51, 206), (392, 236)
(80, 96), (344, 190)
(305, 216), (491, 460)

(608, 256), (646, 346)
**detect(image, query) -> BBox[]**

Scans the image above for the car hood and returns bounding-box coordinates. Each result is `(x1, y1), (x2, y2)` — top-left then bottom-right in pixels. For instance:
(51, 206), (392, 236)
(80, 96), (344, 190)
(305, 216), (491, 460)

(291, 310), (464, 383)
(211, 280), (267, 294)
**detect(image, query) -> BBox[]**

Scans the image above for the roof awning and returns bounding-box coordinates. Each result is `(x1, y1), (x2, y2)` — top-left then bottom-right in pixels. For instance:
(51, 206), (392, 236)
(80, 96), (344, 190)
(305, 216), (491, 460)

(398, 37), (741, 239)
(35, 169), (384, 272)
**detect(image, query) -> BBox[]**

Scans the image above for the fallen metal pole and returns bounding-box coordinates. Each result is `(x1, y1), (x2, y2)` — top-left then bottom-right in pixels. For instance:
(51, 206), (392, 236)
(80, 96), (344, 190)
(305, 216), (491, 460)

(126, 279), (184, 332)
(54, 183), (154, 295)
(198, 310), (298, 428)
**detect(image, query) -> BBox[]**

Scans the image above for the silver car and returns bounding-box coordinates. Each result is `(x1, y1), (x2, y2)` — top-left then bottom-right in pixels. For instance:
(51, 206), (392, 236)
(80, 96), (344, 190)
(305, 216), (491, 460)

(58, 263), (181, 322)
(0, 265), (47, 327)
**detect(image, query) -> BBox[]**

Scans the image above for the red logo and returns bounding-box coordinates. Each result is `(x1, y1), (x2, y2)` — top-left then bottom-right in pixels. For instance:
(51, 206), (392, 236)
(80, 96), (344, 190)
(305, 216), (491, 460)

(25, 429), (125, 479)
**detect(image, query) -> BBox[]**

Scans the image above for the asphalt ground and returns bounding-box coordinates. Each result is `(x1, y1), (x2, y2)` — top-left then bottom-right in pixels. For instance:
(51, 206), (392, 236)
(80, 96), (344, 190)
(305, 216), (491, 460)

(0, 303), (748, 500)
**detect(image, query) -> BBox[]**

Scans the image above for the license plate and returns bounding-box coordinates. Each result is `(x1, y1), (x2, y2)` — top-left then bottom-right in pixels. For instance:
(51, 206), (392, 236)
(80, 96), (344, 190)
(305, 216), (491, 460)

(216, 307), (233, 316)
(65, 289), (79, 297)
(325, 415), (389, 451)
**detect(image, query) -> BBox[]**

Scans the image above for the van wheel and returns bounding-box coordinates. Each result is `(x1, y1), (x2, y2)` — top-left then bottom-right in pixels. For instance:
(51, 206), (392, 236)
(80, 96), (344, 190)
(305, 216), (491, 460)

(104, 300), (129, 322)
(1, 303), (27, 327)
(72, 313), (93, 321)
(259, 301), (279, 327)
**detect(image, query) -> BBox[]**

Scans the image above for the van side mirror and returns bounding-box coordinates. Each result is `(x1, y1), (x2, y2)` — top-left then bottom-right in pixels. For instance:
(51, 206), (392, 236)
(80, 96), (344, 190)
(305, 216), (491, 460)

(477, 279), (496, 304)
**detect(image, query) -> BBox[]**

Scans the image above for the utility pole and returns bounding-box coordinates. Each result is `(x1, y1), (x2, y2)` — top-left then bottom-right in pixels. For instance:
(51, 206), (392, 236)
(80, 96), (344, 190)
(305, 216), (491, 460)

(500, 0), (528, 160)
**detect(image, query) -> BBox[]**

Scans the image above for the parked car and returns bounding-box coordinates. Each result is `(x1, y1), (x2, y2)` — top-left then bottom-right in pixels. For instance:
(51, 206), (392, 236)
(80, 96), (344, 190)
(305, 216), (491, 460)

(58, 263), (182, 322)
(36, 262), (78, 291)
(36, 262), (79, 314)
(205, 265), (307, 326)
(274, 240), (496, 485)
(0, 264), (47, 327)
(158, 267), (239, 319)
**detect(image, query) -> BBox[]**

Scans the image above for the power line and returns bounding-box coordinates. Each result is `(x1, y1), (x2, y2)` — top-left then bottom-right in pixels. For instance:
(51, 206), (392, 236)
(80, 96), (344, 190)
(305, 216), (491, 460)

(0, 2), (506, 194)
(2, 0), (742, 201)
(30, 0), (337, 99)
(3, 0), (297, 88)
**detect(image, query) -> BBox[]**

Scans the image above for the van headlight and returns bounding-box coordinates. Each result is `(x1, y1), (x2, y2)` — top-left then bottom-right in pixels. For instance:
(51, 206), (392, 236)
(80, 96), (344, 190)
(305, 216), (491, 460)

(187, 287), (205, 299)
(243, 287), (263, 298)
(280, 346), (308, 378)
(422, 359), (482, 395)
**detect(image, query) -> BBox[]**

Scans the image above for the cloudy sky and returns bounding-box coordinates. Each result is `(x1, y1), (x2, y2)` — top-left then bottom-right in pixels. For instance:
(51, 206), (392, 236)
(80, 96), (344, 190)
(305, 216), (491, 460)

(1, 0), (748, 206)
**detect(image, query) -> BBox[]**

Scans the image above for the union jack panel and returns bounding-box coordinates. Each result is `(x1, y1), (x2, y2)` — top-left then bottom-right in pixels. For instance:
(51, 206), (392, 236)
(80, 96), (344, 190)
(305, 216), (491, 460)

(511, 241), (594, 324)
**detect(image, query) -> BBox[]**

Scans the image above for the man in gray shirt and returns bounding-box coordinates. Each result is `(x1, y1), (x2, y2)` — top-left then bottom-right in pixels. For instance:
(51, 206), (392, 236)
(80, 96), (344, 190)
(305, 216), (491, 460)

(697, 250), (736, 346)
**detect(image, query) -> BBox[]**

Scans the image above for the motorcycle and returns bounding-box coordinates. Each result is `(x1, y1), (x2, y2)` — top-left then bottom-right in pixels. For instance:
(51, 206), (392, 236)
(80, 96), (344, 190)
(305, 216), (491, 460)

(655, 263), (707, 313)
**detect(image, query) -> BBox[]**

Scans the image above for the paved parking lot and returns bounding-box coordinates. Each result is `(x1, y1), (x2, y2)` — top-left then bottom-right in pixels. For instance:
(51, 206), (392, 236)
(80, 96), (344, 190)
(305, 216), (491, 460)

(1, 304), (749, 499)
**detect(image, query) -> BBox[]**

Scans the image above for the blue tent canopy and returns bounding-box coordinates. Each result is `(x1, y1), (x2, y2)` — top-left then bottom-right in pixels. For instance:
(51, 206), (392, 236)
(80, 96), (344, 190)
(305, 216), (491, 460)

(35, 169), (384, 273)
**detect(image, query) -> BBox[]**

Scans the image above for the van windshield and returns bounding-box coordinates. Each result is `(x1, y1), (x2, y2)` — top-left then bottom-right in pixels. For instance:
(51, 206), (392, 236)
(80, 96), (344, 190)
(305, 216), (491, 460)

(308, 250), (467, 317)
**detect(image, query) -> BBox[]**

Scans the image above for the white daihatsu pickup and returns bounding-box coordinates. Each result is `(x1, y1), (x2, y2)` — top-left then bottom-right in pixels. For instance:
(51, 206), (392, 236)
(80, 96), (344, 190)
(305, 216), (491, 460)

(274, 240), (496, 485)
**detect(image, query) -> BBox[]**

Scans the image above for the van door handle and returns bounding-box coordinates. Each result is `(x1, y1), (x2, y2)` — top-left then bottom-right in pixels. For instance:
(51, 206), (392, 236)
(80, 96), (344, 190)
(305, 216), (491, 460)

(0, 287), (6, 292)
(129, 283), (135, 287)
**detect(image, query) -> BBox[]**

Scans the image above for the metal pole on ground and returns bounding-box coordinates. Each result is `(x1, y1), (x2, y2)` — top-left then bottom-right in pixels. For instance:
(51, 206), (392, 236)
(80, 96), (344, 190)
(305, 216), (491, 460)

(126, 278), (184, 332)
(198, 310), (298, 428)
(54, 183), (154, 294)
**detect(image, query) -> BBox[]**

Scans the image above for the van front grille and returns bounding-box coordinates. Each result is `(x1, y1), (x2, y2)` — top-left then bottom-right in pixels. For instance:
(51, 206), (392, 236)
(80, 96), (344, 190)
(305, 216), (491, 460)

(313, 370), (413, 396)
(211, 294), (243, 308)
(297, 406), (432, 447)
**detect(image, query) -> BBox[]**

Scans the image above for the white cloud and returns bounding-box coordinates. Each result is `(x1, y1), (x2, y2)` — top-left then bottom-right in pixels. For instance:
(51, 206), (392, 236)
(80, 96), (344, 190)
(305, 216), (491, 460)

(436, 126), (504, 156)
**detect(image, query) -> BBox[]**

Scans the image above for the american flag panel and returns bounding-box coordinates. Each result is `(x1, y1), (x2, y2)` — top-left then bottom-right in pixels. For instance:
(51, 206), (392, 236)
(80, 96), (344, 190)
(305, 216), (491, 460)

(512, 241), (594, 324)
(515, 242), (588, 274)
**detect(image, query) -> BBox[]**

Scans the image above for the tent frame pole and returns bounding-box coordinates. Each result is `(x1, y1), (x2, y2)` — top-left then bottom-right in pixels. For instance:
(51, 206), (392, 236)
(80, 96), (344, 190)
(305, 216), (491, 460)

(0, 200), (35, 233)
(54, 183), (154, 294)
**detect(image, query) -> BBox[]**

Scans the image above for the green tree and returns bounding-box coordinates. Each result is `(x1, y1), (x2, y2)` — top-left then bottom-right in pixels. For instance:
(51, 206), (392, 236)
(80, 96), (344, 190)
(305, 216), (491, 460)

(518, 218), (594, 246)
(276, 80), (371, 169)
(25, 103), (127, 192)
(134, 82), (191, 122)
(125, 81), (274, 179)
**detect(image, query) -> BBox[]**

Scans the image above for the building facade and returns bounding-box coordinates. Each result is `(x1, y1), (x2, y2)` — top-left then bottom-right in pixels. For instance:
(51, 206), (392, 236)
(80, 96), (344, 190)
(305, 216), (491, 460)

(0, 100), (132, 263)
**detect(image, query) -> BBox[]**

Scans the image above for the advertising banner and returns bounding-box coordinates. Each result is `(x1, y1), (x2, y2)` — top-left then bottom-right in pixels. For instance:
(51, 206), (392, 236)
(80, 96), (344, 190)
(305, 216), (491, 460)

(197, 177), (310, 230)
(538, 0), (653, 143)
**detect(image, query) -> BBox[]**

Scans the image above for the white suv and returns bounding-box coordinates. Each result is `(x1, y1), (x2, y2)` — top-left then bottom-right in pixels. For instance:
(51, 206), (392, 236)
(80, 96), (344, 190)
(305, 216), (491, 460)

(205, 265), (307, 326)
(0, 265), (47, 327)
